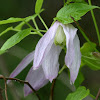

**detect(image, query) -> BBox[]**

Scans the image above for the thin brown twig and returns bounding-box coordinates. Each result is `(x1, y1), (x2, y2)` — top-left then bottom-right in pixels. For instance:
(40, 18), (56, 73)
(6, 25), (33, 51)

(50, 79), (56, 100)
(0, 75), (8, 100)
(95, 88), (100, 100)
(0, 75), (41, 100)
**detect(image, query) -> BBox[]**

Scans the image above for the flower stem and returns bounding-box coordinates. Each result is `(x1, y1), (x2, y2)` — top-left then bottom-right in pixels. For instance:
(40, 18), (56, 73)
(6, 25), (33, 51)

(24, 20), (43, 36)
(58, 64), (67, 74)
(33, 18), (43, 36)
(38, 14), (48, 30)
(89, 94), (96, 99)
(88, 0), (100, 46)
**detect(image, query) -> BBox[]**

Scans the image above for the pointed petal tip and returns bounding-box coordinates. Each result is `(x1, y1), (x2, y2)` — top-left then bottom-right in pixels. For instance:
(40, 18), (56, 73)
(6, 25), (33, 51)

(48, 77), (53, 83)
(45, 75), (57, 83)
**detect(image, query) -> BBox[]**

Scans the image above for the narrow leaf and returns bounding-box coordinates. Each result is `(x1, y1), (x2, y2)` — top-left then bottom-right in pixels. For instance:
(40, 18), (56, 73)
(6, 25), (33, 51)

(0, 17), (24, 25)
(55, 3), (99, 24)
(82, 53), (100, 70)
(35, 0), (44, 13)
(80, 42), (96, 55)
(80, 42), (100, 70)
(15, 9), (44, 30)
(0, 28), (31, 51)
(14, 15), (37, 30)
(66, 86), (90, 100)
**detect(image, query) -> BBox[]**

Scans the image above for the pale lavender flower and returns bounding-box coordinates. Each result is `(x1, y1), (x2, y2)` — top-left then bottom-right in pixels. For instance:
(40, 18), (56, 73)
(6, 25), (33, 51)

(8, 21), (81, 96)
(8, 51), (49, 96)
(33, 21), (81, 84)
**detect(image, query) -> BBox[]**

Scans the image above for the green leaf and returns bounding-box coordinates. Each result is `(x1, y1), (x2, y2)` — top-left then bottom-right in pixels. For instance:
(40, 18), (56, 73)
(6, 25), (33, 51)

(82, 53), (100, 70)
(14, 15), (37, 30)
(0, 28), (31, 51)
(55, 3), (99, 24)
(15, 9), (44, 30)
(66, 86), (90, 100)
(80, 42), (96, 55)
(0, 17), (24, 25)
(80, 42), (100, 70)
(35, 0), (44, 14)
(0, 50), (6, 55)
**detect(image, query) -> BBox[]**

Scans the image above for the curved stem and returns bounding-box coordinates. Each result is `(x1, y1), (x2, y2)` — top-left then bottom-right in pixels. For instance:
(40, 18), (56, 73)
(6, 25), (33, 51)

(58, 64), (67, 74)
(88, 0), (100, 45)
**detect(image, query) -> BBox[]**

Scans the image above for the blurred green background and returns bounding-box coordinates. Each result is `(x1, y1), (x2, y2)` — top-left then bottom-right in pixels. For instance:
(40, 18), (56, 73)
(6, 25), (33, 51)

(0, 0), (100, 100)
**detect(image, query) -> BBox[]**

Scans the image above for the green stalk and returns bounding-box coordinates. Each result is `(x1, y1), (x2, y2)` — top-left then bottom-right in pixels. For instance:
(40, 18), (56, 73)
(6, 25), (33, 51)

(38, 14), (48, 30)
(24, 20), (43, 37)
(88, 0), (100, 45)
(89, 94), (96, 99)
(58, 65), (67, 74)
(33, 18), (43, 36)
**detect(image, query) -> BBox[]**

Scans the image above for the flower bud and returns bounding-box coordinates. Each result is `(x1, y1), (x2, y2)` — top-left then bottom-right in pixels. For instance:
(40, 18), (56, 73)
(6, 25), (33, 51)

(54, 25), (66, 45)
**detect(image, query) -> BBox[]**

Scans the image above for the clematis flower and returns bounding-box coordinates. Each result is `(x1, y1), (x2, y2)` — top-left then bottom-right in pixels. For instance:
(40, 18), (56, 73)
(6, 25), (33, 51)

(33, 21), (81, 84)
(8, 51), (49, 96)
(8, 21), (81, 96)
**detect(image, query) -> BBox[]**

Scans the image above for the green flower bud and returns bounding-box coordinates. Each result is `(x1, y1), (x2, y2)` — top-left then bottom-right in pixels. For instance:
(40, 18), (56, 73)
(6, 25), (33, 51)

(54, 25), (66, 46)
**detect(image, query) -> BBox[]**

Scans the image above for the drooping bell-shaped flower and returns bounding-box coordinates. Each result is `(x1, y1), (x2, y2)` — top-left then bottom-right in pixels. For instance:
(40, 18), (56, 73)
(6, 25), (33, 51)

(8, 51), (49, 96)
(33, 21), (81, 84)
(8, 21), (81, 96)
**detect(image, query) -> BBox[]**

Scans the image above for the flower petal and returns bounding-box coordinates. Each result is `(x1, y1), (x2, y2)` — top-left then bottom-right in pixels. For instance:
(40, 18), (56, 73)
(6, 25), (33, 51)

(68, 35), (81, 84)
(33, 21), (60, 69)
(42, 44), (62, 82)
(24, 67), (48, 96)
(61, 24), (81, 83)
(62, 24), (78, 68)
(8, 51), (34, 83)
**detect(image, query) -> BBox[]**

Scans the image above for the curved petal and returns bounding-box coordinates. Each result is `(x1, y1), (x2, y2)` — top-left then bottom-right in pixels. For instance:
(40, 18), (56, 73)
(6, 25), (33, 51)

(42, 44), (62, 82)
(33, 21), (60, 69)
(68, 35), (81, 84)
(62, 24), (78, 68)
(7, 51), (34, 83)
(61, 24), (81, 83)
(24, 67), (49, 96)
